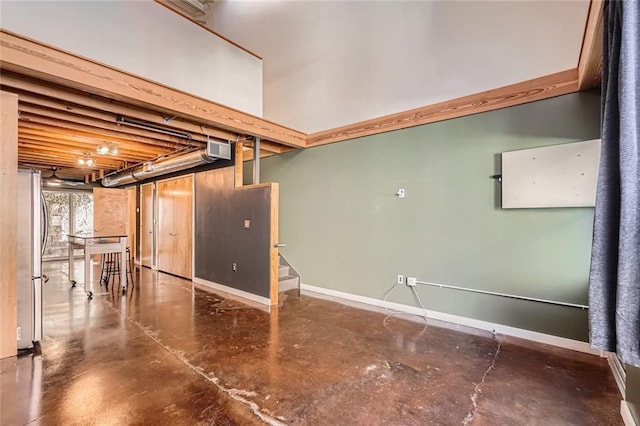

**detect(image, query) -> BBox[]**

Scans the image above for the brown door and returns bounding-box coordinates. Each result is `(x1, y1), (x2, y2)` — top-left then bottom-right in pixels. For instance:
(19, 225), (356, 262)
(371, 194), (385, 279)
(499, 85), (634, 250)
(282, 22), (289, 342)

(157, 176), (192, 279)
(140, 183), (154, 268)
(157, 179), (174, 275)
(172, 175), (193, 279)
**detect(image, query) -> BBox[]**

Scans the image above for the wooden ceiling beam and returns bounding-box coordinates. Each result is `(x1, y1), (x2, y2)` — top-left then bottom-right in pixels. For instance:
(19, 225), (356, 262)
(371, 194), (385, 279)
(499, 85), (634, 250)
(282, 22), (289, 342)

(18, 134), (165, 157)
(18, 125), (169, 155)
(1, 73), (240, 142)
(0, 30), (307, 148)
(578, 0), (604, 90)
(18, 112), (192, 149)
(19, 144), (124, 165)
(19, 139), (154, 164)
(18, 104), (206, 146)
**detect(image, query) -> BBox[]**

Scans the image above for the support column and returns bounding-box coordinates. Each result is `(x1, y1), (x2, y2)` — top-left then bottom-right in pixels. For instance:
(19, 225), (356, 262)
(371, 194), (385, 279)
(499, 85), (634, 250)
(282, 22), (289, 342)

(253, 137), (261, 184)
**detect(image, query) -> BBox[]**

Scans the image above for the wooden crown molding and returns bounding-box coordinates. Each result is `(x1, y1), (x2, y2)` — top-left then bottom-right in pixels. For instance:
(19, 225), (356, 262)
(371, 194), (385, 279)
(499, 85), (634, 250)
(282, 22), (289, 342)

(307, 69), (579, 147)
(578, 0), (604, 90)
(0, 30), (306, 148)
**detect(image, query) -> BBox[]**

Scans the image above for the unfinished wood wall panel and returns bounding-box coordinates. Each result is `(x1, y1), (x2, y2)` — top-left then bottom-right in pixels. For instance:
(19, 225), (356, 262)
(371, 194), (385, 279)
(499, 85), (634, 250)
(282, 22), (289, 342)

(93, 187), (128, 235)
(0, 91), (19, 359)
(157, 175), (192, 278)
(269, 183), (279, 306)
(140, 183), (154, 268)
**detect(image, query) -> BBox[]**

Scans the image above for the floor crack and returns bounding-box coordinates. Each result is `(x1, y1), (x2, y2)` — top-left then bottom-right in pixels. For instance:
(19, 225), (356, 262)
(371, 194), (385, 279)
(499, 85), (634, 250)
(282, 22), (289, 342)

(102, 299), (286, 425)
(462, 342), (502, 426)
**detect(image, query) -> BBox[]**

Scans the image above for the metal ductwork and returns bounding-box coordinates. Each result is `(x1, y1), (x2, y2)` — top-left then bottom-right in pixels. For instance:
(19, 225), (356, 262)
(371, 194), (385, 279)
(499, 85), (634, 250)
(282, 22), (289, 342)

(42, 178), (99, 191)
(101, 141), (231, 187)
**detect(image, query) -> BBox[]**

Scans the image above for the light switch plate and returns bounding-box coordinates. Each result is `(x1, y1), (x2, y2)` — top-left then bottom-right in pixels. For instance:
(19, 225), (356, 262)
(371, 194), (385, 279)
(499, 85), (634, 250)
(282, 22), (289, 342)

(244, 220), (251, 228)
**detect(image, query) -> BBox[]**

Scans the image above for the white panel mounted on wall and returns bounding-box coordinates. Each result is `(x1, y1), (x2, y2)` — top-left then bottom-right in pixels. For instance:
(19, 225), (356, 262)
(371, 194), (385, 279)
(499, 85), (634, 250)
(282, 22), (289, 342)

(501, 139), (601, 208)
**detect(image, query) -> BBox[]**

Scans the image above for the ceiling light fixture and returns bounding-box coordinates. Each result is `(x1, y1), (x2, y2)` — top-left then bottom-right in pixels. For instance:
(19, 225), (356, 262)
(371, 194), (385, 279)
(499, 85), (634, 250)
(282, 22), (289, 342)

(97, 143), (118, 156)
(78, 153), (96, 167)
(116, 116), (192, 140)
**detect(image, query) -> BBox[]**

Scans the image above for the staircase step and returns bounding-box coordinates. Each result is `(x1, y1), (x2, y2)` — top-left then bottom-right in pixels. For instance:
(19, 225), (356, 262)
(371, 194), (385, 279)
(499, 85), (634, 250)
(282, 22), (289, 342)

(278, 265), (290, 278)
(278, 275), (299, 292)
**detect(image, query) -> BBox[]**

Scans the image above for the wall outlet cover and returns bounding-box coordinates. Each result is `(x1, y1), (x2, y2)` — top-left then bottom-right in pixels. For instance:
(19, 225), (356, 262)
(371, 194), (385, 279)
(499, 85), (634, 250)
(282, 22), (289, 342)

(397, 274), (404, 285)
(407, 277), (417, 287)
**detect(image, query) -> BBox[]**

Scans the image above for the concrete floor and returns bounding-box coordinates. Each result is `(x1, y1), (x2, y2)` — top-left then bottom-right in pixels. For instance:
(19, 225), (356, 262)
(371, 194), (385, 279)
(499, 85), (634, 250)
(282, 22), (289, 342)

(1, 260), (623, 425)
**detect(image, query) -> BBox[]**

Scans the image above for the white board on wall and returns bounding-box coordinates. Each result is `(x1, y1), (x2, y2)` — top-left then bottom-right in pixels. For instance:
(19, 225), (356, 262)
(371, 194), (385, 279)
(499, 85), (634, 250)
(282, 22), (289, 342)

(501, 139), (601, 208)
(0, 1), (263, 116)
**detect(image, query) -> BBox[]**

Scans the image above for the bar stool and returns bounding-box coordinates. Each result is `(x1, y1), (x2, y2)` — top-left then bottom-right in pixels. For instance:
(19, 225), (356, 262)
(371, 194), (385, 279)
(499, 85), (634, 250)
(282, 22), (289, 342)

(103, 248), (135, 292)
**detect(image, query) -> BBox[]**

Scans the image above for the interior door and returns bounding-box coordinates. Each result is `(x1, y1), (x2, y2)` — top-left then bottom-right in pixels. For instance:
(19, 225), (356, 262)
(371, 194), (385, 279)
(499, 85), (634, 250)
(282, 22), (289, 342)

(157, 179), (175, 275)
(157, 175), (192, 279)
(140, 183), (154, 268)
(172, 175), (193, 279)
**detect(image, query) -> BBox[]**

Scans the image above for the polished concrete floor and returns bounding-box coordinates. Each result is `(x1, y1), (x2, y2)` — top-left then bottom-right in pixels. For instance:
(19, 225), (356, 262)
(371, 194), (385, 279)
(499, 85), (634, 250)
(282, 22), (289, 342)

(1, 260), (622, 425)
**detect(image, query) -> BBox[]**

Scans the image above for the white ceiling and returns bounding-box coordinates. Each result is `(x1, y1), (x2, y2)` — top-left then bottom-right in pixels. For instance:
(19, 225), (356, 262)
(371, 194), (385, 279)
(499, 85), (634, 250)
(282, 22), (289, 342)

(208, 1), (590, 134)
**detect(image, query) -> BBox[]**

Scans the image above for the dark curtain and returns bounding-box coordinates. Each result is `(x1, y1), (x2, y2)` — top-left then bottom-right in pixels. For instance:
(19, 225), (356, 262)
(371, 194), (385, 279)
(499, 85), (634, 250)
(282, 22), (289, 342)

(589, 0), (640, 367)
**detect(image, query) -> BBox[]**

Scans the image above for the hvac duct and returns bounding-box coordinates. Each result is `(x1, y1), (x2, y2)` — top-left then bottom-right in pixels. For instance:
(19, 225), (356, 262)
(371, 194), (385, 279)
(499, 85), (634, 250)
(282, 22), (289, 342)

(101, 142), (231, 187)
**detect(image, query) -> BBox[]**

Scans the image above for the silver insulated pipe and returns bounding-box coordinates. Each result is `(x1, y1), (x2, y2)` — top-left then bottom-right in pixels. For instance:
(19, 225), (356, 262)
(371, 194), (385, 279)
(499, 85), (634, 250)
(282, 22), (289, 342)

(102, 148), (215, 187)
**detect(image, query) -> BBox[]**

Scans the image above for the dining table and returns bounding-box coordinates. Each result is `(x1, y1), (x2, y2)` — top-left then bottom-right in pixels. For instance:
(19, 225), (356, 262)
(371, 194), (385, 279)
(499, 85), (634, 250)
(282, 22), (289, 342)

(67, 232), (128, 298)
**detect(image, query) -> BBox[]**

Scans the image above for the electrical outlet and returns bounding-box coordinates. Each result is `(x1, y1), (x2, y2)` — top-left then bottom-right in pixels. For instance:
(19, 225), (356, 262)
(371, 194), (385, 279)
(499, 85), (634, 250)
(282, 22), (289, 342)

(407, 277), (417, 287)
(397, 274), (404, 285)
(232, 263), (237, 272)
(17, 327), (21, 341)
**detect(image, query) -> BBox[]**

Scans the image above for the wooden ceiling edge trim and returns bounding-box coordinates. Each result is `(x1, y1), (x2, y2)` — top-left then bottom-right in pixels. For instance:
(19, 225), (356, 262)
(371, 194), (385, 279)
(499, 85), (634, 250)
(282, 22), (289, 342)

(305, 69), (580, 148)
(0, 29), (306, 148)
(577, 0), (604, 90)
(153, 0), (263, 61)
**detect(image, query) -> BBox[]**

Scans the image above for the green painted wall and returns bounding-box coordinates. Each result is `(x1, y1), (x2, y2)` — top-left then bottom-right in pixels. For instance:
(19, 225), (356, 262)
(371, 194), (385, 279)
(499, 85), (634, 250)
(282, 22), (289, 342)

(259, 91), (600, 341)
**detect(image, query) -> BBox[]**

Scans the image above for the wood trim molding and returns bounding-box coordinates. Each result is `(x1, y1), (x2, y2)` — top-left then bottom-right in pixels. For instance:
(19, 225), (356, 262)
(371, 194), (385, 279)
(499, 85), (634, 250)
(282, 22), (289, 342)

(578, 0), (604, 90)
(154, 0), (262, 60)
(307, 69), (579, 147)
(0, 30), (306, 148)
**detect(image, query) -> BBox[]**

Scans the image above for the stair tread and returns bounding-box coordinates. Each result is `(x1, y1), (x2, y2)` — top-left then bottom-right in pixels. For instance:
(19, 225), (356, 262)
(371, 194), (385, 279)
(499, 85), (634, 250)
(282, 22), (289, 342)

(278, 275), (299, 280)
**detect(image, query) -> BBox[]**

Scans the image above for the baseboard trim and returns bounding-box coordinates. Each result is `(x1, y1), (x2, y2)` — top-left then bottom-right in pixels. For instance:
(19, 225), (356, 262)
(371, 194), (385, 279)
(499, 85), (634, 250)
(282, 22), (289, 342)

(193, 277), (271, 307)
(608, 353), (627, 397)
(300, 283), (604, 357)
(622, 401), (638, 426)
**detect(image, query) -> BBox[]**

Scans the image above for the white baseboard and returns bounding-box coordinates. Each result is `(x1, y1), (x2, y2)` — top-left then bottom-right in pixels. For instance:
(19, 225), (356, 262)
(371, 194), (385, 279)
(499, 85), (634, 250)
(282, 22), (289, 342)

(193, 277), (271, 307)
(622, 401), (638, 426)
(300, 283), (604, 357)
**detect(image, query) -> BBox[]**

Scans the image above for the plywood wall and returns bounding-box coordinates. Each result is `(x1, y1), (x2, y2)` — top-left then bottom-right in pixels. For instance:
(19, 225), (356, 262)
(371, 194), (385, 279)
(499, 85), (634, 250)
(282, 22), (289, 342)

(0, 91), (19, 359)
(93, 187), (128, 235)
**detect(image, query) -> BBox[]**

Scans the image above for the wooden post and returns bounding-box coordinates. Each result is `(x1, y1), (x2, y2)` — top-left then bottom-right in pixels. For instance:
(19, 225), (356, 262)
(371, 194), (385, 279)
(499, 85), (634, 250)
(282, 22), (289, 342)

(234, 141), (243, 188)
(0, 91), (19, 359)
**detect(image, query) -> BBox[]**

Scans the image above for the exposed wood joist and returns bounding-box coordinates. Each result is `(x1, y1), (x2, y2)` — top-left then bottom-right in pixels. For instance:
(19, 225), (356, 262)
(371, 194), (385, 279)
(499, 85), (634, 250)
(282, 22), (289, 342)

(0, 72), (239, 142)
(18, 112), (192, 149)
(307, 69), (579, 147)
(0, 30), (306, 148)
(578, 0), (604, 90)
(18, 105), (204, 146)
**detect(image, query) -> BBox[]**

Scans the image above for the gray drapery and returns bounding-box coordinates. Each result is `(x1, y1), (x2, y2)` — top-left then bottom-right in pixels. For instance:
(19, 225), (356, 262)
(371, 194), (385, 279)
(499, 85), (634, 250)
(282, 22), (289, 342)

(589, 0), (640, 367)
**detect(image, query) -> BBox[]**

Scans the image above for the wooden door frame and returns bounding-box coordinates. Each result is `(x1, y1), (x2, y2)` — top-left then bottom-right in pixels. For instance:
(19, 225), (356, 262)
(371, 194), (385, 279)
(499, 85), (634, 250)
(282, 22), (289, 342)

(140, 182), (156, 269)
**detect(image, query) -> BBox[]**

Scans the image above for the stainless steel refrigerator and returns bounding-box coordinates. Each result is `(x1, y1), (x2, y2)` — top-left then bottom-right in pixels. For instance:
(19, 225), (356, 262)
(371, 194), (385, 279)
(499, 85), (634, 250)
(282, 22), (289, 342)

(17, 169), (45, 351)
